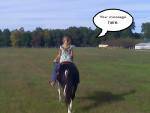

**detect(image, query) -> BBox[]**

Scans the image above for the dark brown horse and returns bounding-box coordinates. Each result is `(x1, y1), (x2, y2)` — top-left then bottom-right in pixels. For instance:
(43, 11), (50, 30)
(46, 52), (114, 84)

(56, 62), (79, 113)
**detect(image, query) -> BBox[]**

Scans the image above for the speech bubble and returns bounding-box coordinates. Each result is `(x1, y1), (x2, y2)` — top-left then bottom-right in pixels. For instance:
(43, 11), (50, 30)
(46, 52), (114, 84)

(93, 9), (133, 37)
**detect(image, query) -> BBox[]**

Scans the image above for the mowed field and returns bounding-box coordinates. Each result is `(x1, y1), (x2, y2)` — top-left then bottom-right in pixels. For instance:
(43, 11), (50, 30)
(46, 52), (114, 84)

(0, 48), (150, 113)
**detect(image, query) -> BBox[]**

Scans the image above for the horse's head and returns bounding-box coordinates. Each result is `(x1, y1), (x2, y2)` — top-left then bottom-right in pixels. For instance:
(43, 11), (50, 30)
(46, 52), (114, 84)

(62, 69), (69, 89)
(58, 62), (79, 86)
(57, 63), (71, 87)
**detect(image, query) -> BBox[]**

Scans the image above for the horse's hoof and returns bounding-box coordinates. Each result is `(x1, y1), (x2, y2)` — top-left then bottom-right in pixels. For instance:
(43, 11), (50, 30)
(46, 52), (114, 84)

(58, 95), (62, 102)
(68, 110), (72, 113)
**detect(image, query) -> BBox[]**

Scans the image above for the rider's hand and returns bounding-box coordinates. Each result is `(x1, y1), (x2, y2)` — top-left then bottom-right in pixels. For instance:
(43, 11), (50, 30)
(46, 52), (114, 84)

(53, 59), (58, 63)
(48, 60), (51, 64)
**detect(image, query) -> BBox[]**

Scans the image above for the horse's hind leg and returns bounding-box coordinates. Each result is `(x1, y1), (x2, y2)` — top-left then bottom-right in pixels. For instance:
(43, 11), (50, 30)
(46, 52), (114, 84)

(57, 82), (62, 102)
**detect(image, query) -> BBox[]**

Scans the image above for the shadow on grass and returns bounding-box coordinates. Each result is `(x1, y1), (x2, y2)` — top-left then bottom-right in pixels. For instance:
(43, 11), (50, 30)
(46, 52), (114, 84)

(77, 89), (136, 111)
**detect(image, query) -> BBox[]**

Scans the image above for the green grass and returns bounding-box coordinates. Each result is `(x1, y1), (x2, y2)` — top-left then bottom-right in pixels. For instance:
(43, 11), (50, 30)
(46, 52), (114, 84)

(0, 48), (150, 113)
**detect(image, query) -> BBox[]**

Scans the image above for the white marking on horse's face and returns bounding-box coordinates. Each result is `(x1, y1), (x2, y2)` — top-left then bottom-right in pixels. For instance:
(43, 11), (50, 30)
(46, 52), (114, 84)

(65, 70), (68, 77)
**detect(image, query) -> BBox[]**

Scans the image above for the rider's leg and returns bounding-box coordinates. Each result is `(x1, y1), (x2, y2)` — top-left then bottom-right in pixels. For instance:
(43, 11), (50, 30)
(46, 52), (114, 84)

(50, 62), (60, 86)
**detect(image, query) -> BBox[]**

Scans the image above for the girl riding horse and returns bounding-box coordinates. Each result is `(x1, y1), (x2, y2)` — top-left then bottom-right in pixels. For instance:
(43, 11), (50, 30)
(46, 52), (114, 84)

(50, 35), (79, 86)
(49, 35), (79, 113)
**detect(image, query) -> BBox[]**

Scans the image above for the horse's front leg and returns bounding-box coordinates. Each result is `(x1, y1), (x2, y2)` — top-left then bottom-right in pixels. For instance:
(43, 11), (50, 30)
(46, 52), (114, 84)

(68, 99), (72, 113)
(57, 82), (62, 102)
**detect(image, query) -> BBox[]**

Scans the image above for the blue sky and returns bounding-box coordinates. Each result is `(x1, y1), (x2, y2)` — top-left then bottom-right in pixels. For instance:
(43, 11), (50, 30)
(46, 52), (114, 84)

(0, 0), (149, 32)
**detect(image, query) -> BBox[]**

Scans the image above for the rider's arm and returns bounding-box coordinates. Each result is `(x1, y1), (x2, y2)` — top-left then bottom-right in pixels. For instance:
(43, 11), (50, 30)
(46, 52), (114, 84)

(70, 49), (73, 61)
(54, 49), (61, 62)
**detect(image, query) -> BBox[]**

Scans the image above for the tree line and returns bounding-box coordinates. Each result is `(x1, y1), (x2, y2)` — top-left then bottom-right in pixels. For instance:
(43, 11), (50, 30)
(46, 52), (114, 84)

(0, 22), (149, 48)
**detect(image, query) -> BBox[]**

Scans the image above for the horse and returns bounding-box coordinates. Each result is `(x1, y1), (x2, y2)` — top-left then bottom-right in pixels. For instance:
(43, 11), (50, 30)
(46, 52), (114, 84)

(56, 62), (79, 113)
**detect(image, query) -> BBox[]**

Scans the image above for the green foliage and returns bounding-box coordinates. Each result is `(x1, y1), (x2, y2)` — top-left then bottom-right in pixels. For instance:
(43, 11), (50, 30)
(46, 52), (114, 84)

(142, 22), (150, 38)
(106, 38), (142, 48)
(0, 22), (145, 48)
(43, 29), (52, 47)
(0, 29), (11, 47)
(31, 28), (45, 47)
(10, 30), (21, 47)
(20, 32), (32, 47)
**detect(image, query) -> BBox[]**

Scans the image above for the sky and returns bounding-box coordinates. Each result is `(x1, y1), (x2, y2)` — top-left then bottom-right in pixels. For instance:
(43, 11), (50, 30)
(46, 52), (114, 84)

(0, 0), (150, 32)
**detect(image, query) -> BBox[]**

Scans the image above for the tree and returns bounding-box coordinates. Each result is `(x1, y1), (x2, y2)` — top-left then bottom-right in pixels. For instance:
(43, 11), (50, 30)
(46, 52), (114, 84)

(0, 24), (143, 48)
(52, 29), (64, 47)
(10, 29), (21, 47)
(20, 31), (32, 47)
(2, 29), (11, 47)
(0, 29), (11, 47)
(89, 28), (101, 46)
(0, 30), (3, 47)
(142, 22), (150, 39)
(65, 27), (82, 46)
(78, 27), (94, 46)
(120, 21), (135, 38)
(133, 33), (142, 39)
(31, 28), (45, 47)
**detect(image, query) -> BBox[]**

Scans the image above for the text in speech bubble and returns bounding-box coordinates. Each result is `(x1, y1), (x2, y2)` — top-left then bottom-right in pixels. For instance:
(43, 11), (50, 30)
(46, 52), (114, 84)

(93, 9), (133, 37)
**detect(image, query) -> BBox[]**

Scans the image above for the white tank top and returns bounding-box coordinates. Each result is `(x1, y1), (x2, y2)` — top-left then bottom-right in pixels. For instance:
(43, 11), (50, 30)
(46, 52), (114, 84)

(59, 45), (73, 63)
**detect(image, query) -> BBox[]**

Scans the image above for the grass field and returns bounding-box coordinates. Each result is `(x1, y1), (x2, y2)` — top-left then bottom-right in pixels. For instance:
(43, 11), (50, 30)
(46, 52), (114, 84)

(0, 48), (150, 113)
